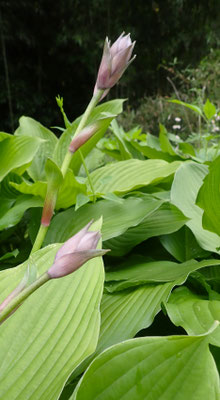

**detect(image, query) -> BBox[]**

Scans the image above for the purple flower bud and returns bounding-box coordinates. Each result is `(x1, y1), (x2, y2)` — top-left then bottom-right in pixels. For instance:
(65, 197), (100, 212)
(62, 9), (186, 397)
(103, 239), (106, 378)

(47, 221), (109, 279)
(69, 124), (98, 153)
(94, 33), (136, 100)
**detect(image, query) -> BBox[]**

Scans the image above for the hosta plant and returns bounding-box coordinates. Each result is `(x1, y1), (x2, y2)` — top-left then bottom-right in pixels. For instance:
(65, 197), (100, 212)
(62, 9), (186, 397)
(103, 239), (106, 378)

(0, 33), (219, 400)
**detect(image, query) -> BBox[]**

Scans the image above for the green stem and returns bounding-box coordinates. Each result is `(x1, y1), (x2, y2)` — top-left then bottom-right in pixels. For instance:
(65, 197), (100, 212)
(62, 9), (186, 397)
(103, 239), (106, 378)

(31, 224), (49, 255)
(61, 150), (73, 176)
(31, 89), (103, 254)
(79, 149), (96, 203)
(61, 89), (103, 176)
(0, 272), (50, 324)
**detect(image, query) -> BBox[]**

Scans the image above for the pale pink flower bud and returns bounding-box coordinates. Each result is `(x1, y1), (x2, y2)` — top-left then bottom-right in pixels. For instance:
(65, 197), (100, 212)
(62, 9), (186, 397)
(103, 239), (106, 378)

(48, 221), (109, 279)
(69, 124), (98, 153)
(94, 32), (136, 100)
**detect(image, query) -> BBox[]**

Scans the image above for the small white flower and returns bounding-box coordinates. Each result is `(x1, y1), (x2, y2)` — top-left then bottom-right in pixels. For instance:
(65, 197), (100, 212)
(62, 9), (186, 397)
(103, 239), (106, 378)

(175, 117), (181, 122)
(172, 125), (181, 130)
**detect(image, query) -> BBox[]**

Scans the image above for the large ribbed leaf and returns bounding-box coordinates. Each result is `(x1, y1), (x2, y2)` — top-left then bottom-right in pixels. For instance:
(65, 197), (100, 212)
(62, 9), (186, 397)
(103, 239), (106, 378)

(196, 156), (220, 236)
(160, 226), (210, 262)
(0, 222), (104, 400)
(72, 334), (220, 400)
(71, 281), (177, 380)
(105, 257), (220, 292)
(88, 159), (181, 194)
(45, 195), (163, 245)
(166, 287), (220, 346)
(0, 136), (42, 182)
(15, 117), (58, 181)
(171, 162), (220, 254)
(104, 202), (188, 256)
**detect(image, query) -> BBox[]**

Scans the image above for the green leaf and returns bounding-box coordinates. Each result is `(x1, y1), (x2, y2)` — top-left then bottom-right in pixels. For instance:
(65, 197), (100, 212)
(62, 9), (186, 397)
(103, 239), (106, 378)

(179, 142), (196, 156)
(45, 194), (163, 245)
(160, 226), (210, 262)
(171, 162), (220, 254)
(10, 169), (86, 210)
(54, 99), (124, 173)
(73, 335), (219, 400)
(0, 249), (19, 261)
(15, 116), (58, 181)
(130, 141), (180, 161)
(89, 159), (181, 195)
(0, 136), (42, 182)
(169, 99), (203, 116)
(71, 281), (177, 379)
(0, 228), (104, 399)
(0, 132), (12, 141)
(196, 156), (220, 236)
(203, 99), (216, 120)
(105, 257), (220, 292)
(104, 202), (188, 256)
(110, 119), (132, 160)
(159, 123), (177, 155)
(45, 158), (63, 190)
(166, 287), (220, 346)
(0, 194), (43, 230)
(75, 193), (90, 211)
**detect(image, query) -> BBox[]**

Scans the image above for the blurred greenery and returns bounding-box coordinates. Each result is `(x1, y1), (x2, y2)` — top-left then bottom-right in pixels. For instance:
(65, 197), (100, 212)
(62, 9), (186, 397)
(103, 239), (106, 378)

(0, 0), (219, 132)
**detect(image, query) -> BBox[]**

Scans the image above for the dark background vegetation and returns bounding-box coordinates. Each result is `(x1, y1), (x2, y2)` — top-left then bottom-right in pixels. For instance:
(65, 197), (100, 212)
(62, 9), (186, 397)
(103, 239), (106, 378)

(0, 0), (219, 133)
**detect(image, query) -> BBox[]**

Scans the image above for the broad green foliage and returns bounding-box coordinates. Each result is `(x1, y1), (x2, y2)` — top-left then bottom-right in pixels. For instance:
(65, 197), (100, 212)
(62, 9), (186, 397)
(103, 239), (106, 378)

(1, 94), (220, 400)
(197, 156), (220, 236)
(104, 202), (188, 256)
(15, 117), (58, 181)
(45, 194), (163, 244)
(72, 335), (220, 400)
(105, 257), (220, 291)
(0, 194), (43, 230)
(11, 169), (86, 209)
(166, 287), (220, 347)
(89, 159), (180, 194)
(71, 281), (179, 379)
(160, 226), (210, 262)
(0, 135), (42, 181)
(0, 237), (104, 399)
(171, 162), (220, 253)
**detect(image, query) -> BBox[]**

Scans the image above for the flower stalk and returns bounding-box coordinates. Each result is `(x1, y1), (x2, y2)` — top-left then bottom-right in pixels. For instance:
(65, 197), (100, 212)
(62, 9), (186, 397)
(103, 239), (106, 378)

(0, 272), (50, 324)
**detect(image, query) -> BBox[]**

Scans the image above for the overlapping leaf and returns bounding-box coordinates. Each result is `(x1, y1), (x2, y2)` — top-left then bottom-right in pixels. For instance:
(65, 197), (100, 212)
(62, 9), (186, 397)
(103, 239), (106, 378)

(0, 221), (104, 400)
(88, 159), (181, 194)
(105, 257), (220, 292)
(71, 281), (177, 379)
(15, 117), (58, 181)
(10, 169), (86, 209)
(0, 135), (42, 182)
(45, 194), (163, 245)
(166, 287), (220, 346)
(72, 334), (219, 400)
(196, 156), (220, 236)
(104, 202), (188, 256)
(171, 162), (220, 253)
